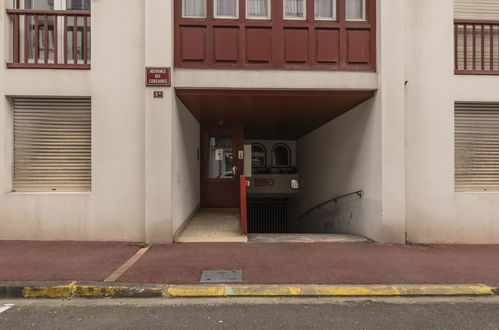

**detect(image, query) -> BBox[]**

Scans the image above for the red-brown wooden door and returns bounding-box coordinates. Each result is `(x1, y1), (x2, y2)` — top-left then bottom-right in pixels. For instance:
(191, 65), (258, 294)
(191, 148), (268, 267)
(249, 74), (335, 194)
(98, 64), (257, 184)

(201, 121), (243, 207)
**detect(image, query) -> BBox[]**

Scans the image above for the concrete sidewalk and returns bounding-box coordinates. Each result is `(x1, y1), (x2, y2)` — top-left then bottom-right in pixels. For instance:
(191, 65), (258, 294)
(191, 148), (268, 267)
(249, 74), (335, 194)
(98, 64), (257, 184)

(1, 240), (499, 298)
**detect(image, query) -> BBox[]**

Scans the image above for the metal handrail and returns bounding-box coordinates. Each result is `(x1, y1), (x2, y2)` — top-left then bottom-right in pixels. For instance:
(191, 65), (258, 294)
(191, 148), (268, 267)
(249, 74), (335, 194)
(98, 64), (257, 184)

(297, 190), (363, 221)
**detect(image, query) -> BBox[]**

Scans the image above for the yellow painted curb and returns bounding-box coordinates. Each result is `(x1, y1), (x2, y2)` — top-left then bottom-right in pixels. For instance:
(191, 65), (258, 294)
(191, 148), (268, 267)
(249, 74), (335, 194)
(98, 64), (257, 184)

(18, 283), (496, 298)
(21, 283), (164, 298)
(166, 285), (227, 297)
(166, 284), (496, 297)
(397, 285), (494, 296)
(74, 285), (118, 297)
(23, 282), (76, 298)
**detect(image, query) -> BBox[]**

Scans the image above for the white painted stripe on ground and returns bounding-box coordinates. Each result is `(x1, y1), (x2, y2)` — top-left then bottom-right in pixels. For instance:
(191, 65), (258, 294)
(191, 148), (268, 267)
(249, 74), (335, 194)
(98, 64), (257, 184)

(104, 245), (151, 282)
(0, 304), (14, 314)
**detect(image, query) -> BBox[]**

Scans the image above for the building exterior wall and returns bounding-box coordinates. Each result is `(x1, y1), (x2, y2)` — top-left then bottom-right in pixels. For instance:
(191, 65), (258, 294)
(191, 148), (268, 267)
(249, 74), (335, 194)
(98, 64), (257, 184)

(405, 0), (499, 243)
(0, 0), (382, 243)
(144, 0), (175, 243)
(2, 0), (499, 243)
(0, 0), (147, 241)
(174, 69), (377, 90)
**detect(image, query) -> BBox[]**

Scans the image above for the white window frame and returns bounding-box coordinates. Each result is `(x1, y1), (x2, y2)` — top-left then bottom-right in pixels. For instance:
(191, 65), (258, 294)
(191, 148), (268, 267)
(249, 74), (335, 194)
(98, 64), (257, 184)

(345, 0), (366, 21)
(214, 0), (239, 19)
(283, 0), (307, 21)
(246, 0), (271, 20)
(314, 0), (336, 21)
(182, 0), (207, 18)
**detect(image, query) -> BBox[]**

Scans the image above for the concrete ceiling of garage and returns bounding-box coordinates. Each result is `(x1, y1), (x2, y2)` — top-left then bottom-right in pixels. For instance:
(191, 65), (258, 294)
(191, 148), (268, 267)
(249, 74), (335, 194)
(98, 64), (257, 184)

(175, 89), (375, 139)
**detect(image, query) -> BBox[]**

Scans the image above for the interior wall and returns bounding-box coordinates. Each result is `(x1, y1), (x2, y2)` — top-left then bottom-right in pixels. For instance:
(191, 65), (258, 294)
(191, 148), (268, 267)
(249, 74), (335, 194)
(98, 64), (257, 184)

(172, 98), (200, 234)
(292, 97), (382, 240)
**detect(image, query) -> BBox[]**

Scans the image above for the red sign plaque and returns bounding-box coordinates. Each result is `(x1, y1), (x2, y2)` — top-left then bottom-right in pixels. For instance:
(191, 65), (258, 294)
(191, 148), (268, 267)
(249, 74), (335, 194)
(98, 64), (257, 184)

(145, 67), (171, 87)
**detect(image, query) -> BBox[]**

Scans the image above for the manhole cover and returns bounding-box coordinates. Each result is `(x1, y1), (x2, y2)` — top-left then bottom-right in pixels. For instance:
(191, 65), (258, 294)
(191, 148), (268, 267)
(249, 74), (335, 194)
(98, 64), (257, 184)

(201, 270), (242, 283)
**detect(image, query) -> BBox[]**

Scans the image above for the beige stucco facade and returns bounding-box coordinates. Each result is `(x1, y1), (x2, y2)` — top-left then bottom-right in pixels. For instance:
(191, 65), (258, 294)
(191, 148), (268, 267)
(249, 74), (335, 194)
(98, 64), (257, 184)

(0, 0), (498, 244)
(405, 0), (499, 243)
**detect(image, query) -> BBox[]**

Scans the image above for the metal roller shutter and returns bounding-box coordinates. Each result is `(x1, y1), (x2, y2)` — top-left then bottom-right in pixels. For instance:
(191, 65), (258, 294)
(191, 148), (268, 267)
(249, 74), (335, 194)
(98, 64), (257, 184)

(13, 97), (91, 192)
(455, 102), (499, 192)
(455, 0), (499, 20)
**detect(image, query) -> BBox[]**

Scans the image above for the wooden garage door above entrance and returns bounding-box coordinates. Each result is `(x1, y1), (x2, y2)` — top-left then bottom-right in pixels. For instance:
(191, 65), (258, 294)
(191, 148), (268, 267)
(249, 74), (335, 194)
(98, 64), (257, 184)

(176, 89), (375, 139)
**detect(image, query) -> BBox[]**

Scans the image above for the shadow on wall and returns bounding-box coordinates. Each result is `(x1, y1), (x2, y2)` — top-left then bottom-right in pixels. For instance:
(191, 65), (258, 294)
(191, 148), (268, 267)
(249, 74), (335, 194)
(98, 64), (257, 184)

(172, 97), (201, 234)
(288, 197), (381, 236)
(290, 96), (382, 240)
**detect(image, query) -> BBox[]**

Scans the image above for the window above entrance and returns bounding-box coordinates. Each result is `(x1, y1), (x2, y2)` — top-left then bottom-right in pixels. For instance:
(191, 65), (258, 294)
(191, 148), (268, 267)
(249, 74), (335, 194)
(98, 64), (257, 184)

(175, 0), (376, 70)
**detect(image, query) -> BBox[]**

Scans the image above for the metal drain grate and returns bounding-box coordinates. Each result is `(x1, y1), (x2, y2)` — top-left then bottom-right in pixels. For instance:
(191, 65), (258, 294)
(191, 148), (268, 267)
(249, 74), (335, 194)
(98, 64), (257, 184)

(201, 270), (242, 283)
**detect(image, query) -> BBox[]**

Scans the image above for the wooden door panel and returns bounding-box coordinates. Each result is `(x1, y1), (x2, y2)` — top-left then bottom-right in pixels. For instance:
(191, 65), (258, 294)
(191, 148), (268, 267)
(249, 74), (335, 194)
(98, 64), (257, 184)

(205, 180), (235, 206)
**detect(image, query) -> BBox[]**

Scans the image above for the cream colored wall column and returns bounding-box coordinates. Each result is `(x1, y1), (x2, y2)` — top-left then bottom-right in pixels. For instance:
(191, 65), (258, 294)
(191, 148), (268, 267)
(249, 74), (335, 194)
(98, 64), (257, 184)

(378, 0), (406, 243)
(144, 0), (174, 243)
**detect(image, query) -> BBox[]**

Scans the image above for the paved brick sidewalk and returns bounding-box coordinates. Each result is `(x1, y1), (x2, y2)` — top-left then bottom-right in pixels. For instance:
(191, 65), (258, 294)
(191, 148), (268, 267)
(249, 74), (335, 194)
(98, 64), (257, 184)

(1, 240), (499, 285)
(0, 241), (140, 281)
(118, 242), (499, 285)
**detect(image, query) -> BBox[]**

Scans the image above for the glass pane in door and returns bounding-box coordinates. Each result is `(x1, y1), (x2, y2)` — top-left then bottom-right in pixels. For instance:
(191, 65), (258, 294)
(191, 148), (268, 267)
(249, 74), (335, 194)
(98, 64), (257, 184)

(346, 0), (365, 20)
(215, 0), (238, 18)
(247, 0), (270, 18)
(208, 137), (233, 179)
(183, 0), (206, 17)
(284, 0), (305, 19)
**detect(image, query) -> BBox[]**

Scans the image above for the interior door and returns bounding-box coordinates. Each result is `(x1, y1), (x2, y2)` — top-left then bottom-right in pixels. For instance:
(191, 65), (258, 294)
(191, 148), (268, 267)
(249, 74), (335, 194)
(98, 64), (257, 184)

(201, 121), (243, 207)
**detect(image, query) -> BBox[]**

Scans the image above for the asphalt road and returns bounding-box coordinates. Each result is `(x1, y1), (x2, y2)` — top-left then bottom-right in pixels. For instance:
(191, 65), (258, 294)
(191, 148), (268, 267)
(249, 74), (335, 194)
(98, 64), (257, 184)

(1, 297), (499, 329)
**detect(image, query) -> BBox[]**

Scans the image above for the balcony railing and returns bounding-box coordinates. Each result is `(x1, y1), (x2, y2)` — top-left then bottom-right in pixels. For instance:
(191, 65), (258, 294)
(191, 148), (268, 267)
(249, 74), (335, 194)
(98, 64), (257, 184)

(7, 9), (91, 69)
(454, 19), (499, 75)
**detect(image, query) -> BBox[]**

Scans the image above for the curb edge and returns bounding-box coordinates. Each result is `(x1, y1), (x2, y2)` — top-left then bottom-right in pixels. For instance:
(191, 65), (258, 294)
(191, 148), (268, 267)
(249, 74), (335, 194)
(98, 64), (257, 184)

(1, 283), (497, 299)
